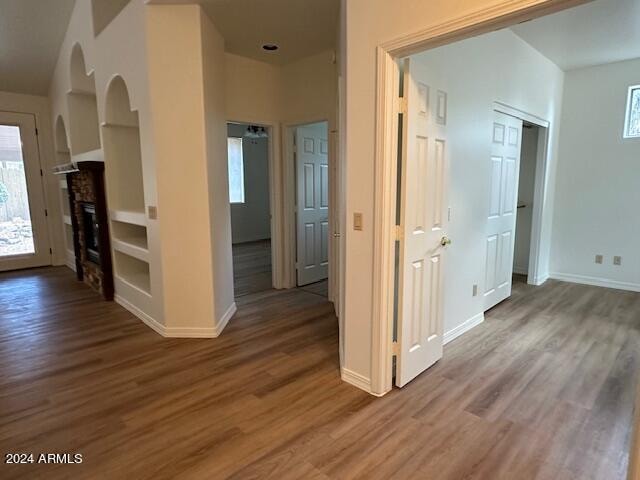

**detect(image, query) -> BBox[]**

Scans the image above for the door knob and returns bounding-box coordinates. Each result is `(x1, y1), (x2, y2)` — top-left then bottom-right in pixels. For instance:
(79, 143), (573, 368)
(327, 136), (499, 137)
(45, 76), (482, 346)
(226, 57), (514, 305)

(440, 236), (452, 247)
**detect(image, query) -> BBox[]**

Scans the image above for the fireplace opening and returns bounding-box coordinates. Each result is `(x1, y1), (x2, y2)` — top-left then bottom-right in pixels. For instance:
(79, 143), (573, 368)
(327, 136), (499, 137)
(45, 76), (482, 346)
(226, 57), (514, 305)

(81, 202), (100, 265)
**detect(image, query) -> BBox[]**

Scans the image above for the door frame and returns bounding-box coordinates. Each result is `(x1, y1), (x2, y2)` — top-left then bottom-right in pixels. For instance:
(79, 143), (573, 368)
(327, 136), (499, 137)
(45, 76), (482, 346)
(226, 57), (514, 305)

(284, 119), (338, 303)
(493, 102), (551, 287)
(369, 0), (589, 396)
(226, 119), (284, 290)
(0, 111), (52, 271)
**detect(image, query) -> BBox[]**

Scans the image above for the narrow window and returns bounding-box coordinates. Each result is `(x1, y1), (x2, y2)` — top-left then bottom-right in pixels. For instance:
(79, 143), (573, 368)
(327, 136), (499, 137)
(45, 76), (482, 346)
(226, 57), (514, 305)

(624, 85), (640, 138)
(227, 137), (245, 203)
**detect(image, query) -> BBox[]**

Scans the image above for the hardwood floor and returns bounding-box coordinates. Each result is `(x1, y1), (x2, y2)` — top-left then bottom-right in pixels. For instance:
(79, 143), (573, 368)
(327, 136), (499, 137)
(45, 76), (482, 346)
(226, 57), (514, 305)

(1, 267), (638, 479)
(233, 240), (273, 297)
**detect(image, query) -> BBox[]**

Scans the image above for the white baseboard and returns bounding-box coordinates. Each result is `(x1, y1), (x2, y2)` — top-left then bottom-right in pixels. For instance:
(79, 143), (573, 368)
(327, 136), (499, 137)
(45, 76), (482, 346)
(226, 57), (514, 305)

(115, 296), (238, 338)
(444, 312), (484, 345)
(549, 272), (640, 293)
(530, 273), (549, 286)
(115, 294), (165, 336)
(213, 302), (237, 336)
(65, 259), (76, 272)
(341, 367), (384, 396)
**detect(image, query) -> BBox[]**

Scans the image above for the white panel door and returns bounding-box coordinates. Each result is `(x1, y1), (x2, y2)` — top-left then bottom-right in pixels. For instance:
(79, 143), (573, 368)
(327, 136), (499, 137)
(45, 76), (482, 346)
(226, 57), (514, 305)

(296, 123), (329, 286)
(0, 112), (51, 271)
(484, 111), (522, 310)
(396, 59), (450, 387)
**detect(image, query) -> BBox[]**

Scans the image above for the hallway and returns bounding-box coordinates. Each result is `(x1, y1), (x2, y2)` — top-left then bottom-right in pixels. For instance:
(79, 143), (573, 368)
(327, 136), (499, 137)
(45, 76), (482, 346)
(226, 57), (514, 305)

(1, 267), (638, 479)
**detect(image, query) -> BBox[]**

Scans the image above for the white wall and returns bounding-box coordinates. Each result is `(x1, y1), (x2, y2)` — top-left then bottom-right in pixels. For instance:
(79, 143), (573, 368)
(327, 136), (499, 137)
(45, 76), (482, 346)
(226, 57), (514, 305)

(228, 123), (271, 244)
(551, 58), (640, 290)
(409, 29), (564, 337)
(513, 125), (539, 275)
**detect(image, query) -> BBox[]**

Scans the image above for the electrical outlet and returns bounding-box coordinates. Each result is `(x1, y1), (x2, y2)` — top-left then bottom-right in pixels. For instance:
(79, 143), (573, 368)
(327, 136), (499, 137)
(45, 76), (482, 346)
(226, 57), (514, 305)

(472, 284), (478, 296)
(613, 256), (622, 266)
(595, 254), (603, 264)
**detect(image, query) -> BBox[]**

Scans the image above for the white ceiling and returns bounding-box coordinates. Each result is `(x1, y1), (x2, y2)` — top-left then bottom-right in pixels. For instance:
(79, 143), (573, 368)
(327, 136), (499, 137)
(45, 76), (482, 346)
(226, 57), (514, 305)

(149, 0), (339, 65)
(511, 0), (640, 71)
(0, 0), (75, 96)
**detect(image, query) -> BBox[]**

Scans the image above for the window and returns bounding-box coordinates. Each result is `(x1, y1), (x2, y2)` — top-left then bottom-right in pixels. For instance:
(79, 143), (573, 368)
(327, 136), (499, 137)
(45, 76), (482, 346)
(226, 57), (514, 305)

(624, 85), (640, 138)
(227, 137), (245, 203)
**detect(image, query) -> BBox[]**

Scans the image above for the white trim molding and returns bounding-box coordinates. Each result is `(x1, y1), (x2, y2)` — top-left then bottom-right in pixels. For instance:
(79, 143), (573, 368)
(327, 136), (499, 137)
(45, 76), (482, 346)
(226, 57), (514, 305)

(550, 273), (640, 293)
(115, 295), (237, 338)
(444, 313), (485, 345)
(341, 368), (385, 397)
(213, 302), (237, 336)
(530, 273), (550, 286)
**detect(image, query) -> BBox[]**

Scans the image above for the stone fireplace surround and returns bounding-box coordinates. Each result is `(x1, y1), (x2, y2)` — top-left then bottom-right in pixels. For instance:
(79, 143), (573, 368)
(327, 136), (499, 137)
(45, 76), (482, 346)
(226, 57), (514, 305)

(60, 161), (113, 300)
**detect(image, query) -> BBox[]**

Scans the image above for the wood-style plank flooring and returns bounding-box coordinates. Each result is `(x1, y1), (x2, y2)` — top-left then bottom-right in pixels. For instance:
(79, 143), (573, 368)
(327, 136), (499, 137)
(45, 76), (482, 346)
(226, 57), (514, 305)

(1, 267), (639, 479)
(233, 240), (273, 297)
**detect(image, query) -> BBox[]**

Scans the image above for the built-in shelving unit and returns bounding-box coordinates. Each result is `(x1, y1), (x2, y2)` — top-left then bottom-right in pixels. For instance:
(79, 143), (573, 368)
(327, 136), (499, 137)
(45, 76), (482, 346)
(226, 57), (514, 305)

(67, 44), (101, 155)
(102, 75), (151, 306)
(54, 116), (76, 271)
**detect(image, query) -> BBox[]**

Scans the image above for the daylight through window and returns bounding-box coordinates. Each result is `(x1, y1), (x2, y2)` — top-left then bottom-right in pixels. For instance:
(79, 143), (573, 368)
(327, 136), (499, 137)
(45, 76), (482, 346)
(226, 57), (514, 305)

(624, 85), (640, 138)
(227, 137), (245, 203)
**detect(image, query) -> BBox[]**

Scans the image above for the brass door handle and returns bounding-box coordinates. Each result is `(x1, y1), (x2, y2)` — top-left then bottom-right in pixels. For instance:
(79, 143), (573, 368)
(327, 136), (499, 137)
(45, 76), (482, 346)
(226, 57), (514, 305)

(440, 236), (452, 247)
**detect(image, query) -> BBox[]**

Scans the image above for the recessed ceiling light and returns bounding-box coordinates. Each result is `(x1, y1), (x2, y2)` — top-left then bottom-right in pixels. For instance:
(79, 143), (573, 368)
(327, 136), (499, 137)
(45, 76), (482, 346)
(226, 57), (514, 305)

(262, 44), (279, 51)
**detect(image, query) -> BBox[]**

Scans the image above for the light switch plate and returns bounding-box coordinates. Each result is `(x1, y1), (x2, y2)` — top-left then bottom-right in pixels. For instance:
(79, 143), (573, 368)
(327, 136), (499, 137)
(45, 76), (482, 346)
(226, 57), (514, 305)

(353, 213), (363, 231)
(613, 256), (622, 266)
(148, 206), (158, 220)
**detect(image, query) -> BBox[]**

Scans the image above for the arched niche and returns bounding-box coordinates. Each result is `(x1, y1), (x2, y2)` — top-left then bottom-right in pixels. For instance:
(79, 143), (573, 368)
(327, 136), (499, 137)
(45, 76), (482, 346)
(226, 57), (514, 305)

(103, 75), (150, 295)
(102, 75), (145, 214)
(67, 43), (101, 155)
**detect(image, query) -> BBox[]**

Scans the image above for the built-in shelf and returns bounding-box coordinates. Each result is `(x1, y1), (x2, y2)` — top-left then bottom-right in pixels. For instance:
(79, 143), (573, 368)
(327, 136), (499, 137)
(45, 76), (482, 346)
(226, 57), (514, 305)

(71, 148), (103, 164)
(114, 250), (151, 296)
(67, 88), (97, 97)
(111, 219), (148, 261)
(67, 44), (101, 156)
(112, 238), (149, 262)
(101, 122), (138, 129)
(102, 76), (146, 215)
(63, 215), (72, 226)
(109, 209), (147, 227)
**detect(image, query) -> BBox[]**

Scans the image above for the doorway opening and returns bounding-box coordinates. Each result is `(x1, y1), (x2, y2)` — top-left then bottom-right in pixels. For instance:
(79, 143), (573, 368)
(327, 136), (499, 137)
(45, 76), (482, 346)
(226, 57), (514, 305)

(0, 112), (50, 271)
(227, 122), (273, 298)
(514, 122), (540, 284)
(292, 121), (330, 298)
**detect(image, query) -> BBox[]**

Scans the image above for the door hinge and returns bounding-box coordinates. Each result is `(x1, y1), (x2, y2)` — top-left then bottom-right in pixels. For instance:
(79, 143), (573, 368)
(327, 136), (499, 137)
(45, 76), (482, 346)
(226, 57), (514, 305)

(396, 96), (407, 115)
(44, 209), (48, 217)
(35, 128), (39, 136)
(49, 248), (53, 255)
(392, 341), (400, 356)
(40, 168), (43, 177)
(394, 225), (403, 241)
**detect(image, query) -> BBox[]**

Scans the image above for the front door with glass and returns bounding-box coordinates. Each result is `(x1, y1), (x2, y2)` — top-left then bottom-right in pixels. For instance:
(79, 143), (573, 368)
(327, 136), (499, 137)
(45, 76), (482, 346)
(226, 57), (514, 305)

(0, 112), (50, 271)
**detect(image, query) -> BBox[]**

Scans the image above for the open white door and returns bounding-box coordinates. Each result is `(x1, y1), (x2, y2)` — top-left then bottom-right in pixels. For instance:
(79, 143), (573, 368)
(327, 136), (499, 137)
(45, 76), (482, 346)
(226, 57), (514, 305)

(484, 111), (522, 310)
(295, 123), (329, 286)
(396, 59), (450, 387)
